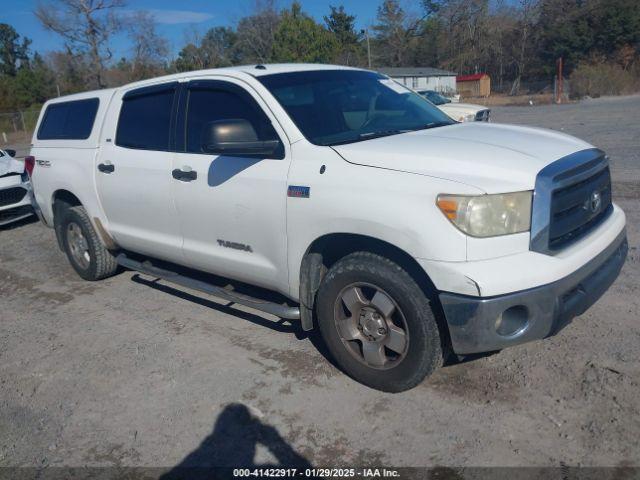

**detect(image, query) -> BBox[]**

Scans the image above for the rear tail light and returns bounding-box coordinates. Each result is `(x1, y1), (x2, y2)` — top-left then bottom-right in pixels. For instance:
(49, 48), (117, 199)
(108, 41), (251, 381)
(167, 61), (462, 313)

(24, 156), (35, 177)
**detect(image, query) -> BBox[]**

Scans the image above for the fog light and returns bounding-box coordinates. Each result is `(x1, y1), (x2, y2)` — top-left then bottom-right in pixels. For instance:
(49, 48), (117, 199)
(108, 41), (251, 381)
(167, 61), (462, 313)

(495, 305), (529, 336)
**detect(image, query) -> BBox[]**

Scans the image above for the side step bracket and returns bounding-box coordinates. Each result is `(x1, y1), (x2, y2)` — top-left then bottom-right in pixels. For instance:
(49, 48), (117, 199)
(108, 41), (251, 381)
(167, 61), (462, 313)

(116, 254), (300, 320)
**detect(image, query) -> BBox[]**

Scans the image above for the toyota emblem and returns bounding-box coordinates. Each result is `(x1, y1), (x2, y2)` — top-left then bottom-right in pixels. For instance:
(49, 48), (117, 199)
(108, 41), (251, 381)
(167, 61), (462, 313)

(590, 190), (602, 213)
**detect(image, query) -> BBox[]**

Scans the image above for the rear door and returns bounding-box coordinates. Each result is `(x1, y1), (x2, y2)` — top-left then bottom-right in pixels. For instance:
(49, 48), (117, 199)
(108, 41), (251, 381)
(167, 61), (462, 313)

(96, 82), (183, 262)
(171, 78), (292, 292)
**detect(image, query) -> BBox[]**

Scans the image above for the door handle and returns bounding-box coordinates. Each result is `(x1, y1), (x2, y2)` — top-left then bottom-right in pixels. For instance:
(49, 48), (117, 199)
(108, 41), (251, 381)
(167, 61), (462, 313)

(172, 168), (197, 182)
(98, 163), (115, 173)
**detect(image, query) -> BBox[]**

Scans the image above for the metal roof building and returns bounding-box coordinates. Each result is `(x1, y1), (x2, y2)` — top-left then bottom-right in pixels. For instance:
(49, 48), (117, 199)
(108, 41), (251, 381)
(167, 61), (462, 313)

(377, 67), (457, 93)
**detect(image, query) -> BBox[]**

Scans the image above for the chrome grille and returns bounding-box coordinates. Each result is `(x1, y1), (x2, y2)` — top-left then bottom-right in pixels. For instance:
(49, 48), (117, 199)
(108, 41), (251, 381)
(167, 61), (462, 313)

(0, 187), (27, 207)
(530, 149), (612, 254)
(548, 166), (611, 249)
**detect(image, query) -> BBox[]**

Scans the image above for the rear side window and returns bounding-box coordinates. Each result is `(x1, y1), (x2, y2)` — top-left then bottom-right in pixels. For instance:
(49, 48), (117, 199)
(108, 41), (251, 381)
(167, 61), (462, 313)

(37, 98), (99, 140)
(116, 84), (176, 151)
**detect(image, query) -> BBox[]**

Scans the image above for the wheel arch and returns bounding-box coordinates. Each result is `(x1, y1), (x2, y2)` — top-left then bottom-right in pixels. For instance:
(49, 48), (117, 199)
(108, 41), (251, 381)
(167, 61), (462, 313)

(52, 189), (82, 209)
(51, 190), (83, 249)
(298, 233), (450, 350)
(51, 189), (115, 251)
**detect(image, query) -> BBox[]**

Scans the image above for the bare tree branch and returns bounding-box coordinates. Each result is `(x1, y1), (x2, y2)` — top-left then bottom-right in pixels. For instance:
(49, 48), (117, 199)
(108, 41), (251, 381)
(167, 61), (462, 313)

(34, 0), (125, 88)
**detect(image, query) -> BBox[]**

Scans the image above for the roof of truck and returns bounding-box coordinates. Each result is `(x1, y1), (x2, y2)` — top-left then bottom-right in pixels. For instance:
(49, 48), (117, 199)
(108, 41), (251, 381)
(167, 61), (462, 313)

(120, 63), (365, 88)
(46, 64), (368, 104)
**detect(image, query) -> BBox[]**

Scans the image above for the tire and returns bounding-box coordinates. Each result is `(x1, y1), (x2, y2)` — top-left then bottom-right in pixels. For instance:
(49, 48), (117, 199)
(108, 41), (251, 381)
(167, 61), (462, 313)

(59, 205), (118, 281)
(316, 252), (443, 392)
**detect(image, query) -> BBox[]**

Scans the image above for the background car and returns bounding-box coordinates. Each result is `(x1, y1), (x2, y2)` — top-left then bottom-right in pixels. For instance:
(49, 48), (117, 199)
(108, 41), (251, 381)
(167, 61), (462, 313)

(0, 148), (34, 226)
(419, 90), (491, 122)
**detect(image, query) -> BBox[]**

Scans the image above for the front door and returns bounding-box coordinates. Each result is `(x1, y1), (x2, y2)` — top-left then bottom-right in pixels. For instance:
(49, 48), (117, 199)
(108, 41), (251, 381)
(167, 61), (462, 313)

(96, 82), (183, 263)
(172, 79), (292, 293)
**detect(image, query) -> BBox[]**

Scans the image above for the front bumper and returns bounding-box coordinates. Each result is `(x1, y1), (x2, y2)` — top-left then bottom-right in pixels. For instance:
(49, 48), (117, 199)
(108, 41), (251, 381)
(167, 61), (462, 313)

(0, 175), (34, 226)
(439, 230), (628, 355)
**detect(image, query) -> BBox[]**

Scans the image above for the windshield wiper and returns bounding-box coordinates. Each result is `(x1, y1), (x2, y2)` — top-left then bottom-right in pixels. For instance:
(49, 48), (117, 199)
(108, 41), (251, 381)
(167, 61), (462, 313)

(358, 129), (410, 140)
(326, 129), (410, 146)
(409, 122), (452, 132)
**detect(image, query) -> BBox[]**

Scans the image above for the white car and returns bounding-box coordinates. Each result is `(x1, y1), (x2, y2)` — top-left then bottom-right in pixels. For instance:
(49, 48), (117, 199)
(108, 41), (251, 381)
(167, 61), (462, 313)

(419, 90), (490, 122)
(29, 64), (626, 392)
(0, 148), (34, 226)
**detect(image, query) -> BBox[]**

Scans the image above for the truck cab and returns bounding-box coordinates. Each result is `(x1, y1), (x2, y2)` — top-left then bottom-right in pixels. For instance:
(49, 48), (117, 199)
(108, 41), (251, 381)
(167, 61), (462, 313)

(30, 64), (627, 392)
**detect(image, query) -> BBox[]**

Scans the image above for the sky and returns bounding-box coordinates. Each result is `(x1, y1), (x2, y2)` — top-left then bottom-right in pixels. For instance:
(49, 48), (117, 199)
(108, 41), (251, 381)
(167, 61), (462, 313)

(1, 0), (421, 60)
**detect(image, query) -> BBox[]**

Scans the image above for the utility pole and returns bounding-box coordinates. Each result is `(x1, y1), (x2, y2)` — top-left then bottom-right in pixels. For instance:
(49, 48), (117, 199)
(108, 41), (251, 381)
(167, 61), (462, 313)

(556, 57), (563, 104)
(361, 29), (372, 68)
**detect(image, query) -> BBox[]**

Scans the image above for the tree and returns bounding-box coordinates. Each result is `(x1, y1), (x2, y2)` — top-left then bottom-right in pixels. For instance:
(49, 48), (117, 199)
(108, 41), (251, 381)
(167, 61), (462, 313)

(35, 0), (125, 89)
(0, 23), (31, 76)
(12, 53), (57, 107)
(46, 48), (90, 95)
(324, 5), (362, 65)
(508, 0), (540, 94)
(175, 43), (206, 72)
(271, 2), (339, 63)
(371, 0), (426, 67)
(235, 0), (281, 63)
(538, 0), (594, 73)
(537, 0), (640, 76)
(175, 26), (238, 72)
(200, 27), (239, 67)
(590, 0), (640, 55)
(126, 11), (169, 81)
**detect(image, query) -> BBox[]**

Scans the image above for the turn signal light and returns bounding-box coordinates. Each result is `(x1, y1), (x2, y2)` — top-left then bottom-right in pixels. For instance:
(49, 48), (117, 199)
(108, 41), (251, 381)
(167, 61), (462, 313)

(436, 198), (458, 220)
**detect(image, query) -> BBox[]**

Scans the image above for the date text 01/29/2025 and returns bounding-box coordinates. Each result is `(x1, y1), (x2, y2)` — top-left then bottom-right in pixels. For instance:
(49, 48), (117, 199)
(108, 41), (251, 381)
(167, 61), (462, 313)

(232, 468), (400, 477)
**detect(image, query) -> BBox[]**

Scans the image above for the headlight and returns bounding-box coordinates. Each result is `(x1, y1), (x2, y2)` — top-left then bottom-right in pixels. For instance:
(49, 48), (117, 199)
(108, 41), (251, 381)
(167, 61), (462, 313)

(437, 191), (532, 237)
(458, 114), (476, 122)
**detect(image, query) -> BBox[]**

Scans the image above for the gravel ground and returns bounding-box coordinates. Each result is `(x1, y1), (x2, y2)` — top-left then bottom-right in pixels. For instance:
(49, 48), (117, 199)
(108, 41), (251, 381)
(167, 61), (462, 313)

(1, 95), (639, 472)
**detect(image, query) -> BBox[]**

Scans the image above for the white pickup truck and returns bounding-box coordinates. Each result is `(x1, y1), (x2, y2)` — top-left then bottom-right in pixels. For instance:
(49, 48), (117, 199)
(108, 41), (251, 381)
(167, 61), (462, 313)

(29, 64), (627, 392)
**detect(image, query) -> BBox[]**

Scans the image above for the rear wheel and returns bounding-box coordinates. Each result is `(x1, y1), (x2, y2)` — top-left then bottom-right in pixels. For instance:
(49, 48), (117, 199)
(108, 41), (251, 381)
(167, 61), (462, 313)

(316, 252), (443, 392)
(59, 205), (118, 281)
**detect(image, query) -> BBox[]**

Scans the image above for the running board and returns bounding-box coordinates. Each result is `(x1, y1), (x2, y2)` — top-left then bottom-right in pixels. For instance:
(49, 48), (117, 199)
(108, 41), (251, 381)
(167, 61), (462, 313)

(116, 254), (300, 320)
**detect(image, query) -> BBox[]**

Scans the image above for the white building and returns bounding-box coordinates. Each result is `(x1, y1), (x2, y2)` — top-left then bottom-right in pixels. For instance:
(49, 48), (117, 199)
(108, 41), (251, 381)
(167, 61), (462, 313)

(378, 67), (457, 94)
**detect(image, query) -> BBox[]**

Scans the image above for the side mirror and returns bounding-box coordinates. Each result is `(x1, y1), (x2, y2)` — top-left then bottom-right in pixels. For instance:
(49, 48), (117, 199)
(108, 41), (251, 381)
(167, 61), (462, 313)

(201, 119), (280, 157)
(5, 149), (16, 157)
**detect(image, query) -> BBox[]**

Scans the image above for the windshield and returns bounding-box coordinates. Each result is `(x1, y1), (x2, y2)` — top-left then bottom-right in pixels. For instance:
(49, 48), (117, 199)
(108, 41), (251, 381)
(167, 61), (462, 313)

(420, 90), (450, 106)
(258, 70), (454, 146)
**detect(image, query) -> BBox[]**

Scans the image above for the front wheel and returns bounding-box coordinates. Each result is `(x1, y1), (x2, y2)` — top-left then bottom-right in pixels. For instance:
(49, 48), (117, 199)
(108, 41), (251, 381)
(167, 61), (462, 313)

(316, 252), (443, 392)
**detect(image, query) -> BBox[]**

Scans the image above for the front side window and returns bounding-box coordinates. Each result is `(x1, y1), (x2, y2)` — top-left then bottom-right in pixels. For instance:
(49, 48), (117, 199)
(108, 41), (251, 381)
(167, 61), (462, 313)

(258, 70), (454, 146)
(185, 86), (280, 154)
(116, 86), (175, 150)
(37, 98), (99, 140)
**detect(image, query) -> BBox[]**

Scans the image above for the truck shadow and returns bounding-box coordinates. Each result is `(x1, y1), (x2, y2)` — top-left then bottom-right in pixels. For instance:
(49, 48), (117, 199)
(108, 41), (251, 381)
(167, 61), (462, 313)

(129, 271), (492, 379)
(160, 403), (316, 480)
(130, 272), (340, 371)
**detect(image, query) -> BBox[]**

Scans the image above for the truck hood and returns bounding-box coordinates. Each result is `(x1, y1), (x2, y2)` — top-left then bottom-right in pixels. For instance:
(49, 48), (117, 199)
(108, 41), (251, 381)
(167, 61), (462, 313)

(332, 122), (593, 193)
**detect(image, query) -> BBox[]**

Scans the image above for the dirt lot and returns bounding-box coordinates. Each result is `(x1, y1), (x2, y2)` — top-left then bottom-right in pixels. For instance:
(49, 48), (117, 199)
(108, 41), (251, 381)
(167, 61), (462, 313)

(1, 95), (639, 472)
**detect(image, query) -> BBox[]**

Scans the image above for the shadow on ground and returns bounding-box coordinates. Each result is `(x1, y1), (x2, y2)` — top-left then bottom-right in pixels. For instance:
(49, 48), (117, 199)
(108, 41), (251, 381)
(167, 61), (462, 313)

(160, 403), (314, 479)
(130, 273), (340, 372)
